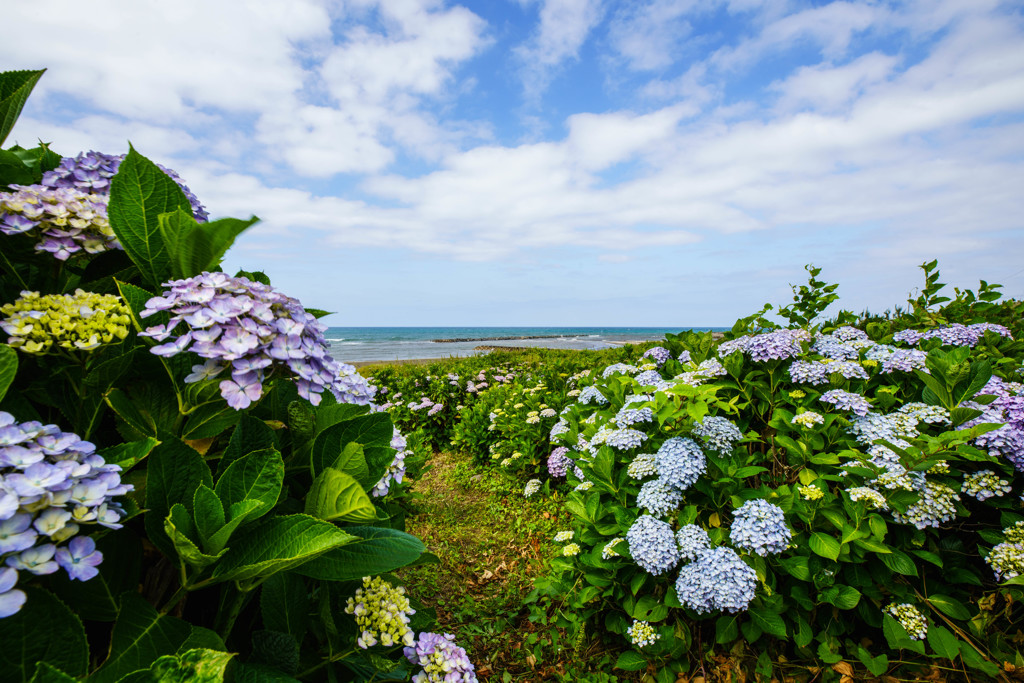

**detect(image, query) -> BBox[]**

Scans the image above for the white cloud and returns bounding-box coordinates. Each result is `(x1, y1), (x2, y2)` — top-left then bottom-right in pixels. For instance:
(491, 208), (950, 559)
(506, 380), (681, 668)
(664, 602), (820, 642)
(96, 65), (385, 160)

(769, 52), (899, 112)
(515, 0), (605, 98)
(607, 0), (705, 71)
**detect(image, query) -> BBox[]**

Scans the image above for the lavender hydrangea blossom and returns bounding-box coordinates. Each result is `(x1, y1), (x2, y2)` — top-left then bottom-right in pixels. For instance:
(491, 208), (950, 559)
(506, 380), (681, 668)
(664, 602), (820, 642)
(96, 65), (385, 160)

(894, 323), (1012, 347)
(138, 272), (374, 409)
(691, 416), (742, 454)
(547, 447), (572, 478)
(0, 411), (131, 618)
(642, 346), (671, 366)
(404, 632), (478, 683)
(718, 329), (811, 363)
(675, 547), (757, 614)
(820, 389), (872, 417)
(675, 524), (711, 561)
(637, 479), (683, 517)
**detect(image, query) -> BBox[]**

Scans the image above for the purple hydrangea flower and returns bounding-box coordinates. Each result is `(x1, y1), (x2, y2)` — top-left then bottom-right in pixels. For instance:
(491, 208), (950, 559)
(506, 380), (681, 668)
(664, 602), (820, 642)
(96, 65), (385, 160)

(139, 273), (374, 409)
(55, 535), (103, 581)
(0, 567), (26, 618)
(718, 329), (811, 363)
(547, 447), (572, 478)
(820, 389), (872, 417)
(404, 632), (478, 683)
(642, 346), (671, 366)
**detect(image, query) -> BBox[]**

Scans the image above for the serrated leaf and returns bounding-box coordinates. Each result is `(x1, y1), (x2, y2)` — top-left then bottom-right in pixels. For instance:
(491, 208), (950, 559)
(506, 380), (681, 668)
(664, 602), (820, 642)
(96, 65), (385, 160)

(108, 147), (192, 287)
(878, 549), (918, 577)
(613, 651), (648, 672)
(145, 436), (213, 559)
(193, 485), (225, 546)
(183, 402), (241, 441)
(304, 468), (376, 523)
(0, 69), (45, 146)
(0, 587), (87, 681)
(214, 448), (283, 522)
(157, 208), (258, 279)
(165, 504), (226, 569)
(90, 594), (192, 683)
(0, 344), (17, 402)
(210, 514), (355, 585)
(218, 416), (276, 477)
(747, 606), (787, 637)
(105, 388), (158, 438)
(28, 662), (78, 683)
(149, 648), (234, 683)
(205, 500), (265, 554)
(98, 438), (160, 472)
(808, 532), (840, 561)
(309, 413), (393, 481)
(294, 526), (426, 581)
(260, 573), (309, 641)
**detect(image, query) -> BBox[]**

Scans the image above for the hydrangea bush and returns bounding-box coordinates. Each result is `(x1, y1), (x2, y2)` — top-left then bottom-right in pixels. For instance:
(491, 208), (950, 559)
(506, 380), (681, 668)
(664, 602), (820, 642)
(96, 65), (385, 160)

(0, 69), (476, 682)
(522, 263), (1024, 680)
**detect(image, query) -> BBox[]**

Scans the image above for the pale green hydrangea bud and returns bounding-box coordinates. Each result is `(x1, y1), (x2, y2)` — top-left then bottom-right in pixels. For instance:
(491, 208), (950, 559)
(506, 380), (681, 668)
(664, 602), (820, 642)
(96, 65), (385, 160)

(343, 576), (416, 649)
(626, 619), (660, 648)
(885, 603), (927, 640)
(1, 290), (131, 354)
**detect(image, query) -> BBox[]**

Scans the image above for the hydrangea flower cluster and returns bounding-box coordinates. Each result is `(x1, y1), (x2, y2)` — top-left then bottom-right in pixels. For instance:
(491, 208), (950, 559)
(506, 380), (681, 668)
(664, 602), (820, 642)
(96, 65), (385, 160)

(799, 485), (824, 500)
(885, 603), (927, 640)
(615, 407), (654, 426)
(792, 411), (825, 428)
(627, 453), (658, 479)
(138, 272), (374, 409)
(729, 499), (791, 556)
(655, 437), (706, 491)
(717, 329), (811, 362)
(1, 290), (131, 354)
(892, 480), (959, 529)
(0, 185), (114, 260)
(626, 620), (660, 648)
(547, 447), (572, 478)
(523, 479), (541, 498)
(602, 363), (639, 378)
(986, 541), (1024, 581)
(675, 524), (711, 561)
(848, 487), (889, 510)
(562, 543), (581, 556)
(961, 470), (1012, 501)
(820, 389), (872, 417)
(627, 515), (680, 575)
(674, 358), (727, 387)
(371, 429), (410, 498)
(0, 412), (131, 618)
(691, 416), (742, 454)
(41, 151), (209, 221)
(603, 428), (648, 451)
(963, 379), (1024, 470)
(637, 479), (684, 517)
(642, 346), (671, 366)
(881, 349), (928, 374)
(602, 537), (625, 559)
(344, 576), (416, 648)
(577, 386), (608, 405)
(634, 369), (669, 389)
(675, 547), (757, 614)
(553, 530), (574, 542)
(404, 632), (478, 683)
(893, 323), (1012, 347)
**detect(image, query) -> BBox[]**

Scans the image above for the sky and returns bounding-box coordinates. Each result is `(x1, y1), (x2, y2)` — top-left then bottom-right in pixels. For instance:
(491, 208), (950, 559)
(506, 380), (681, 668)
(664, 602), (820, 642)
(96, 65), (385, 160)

(4, 0), (1024, 327)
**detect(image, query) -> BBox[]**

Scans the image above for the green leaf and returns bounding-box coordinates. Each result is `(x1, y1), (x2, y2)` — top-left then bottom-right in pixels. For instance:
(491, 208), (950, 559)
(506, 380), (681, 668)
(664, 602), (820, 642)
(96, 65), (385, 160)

(304, 468), (376, 523)
(105, 388), (158, 438)
(294, 526), (426, 581)
(820, 585), (861, 610)
(928, 594), (971, 620)
(28, 663), (78, 683)
(214, 448), (283, 522)
(145, 436), (213, 558)
(108, 147), (192, 287)
(0, 69), (45, 146)
(747, 606), (787, 637)
(0, 344), (17, 402)
(808, 532), (840, 561)
(98, 438), (160, 472)
(628, 595), (668, 623)
(330, 442), (370, 487)
(157, 208), (258, 279)
(90, 594), (192, 683)
(613, 651), (648, 672)
(218, 416), (276, 477)
(779, 556), (810, 581)
(193, 485), (225, 546)
(149, 648), (234, 683)
(260, 573), (309, 640)
(927, 625), (961, 661)
(210, 514), (355, 585)
(715, 615), (739, 644)
(309, 413), (393, 480)
(881, 614), (924, 654)
(878, 549), (918, 577)
(165, 504), (226, 569)
(0, 587), (87, 681)
(183, 402), (241, 441)
(206, 500), (266, 553)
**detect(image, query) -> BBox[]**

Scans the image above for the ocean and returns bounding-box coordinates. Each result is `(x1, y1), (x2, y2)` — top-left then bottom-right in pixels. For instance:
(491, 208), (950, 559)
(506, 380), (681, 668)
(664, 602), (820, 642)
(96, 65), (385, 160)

(323, 326), (727, 364)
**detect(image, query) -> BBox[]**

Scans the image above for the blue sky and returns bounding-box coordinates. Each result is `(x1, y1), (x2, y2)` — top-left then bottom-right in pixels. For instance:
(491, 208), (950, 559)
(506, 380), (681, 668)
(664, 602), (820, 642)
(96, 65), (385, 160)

(5, 0), (1024, 326)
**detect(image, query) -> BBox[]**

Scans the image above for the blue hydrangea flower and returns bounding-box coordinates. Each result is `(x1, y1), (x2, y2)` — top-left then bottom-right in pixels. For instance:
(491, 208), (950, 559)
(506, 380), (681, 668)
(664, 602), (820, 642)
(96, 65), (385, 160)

(602, 363), (639, 378)
(0, 567), (26, 618)
(729, 499), (791, 556)
(604, 428), (648, 451)
(577, 386), (608, 405)
(882, 349), (928, 374)
(642, 346), (671, 366)
(633, 370), (665, 387)
(676, 524), (711, 561)
(691, 416), (742, 454)
(139, 272), (374, 409)
(987, 541), (1024, 581)
(547, 447), (572, 478)
(627, 514), (680, 575)
(637, 479), (683, 517)
(675, 547), (757, 614)
(894, 323), (1012, 347)
(820, 389), (872, 417)
(655, 437), (705, 491)
(616, 407), (654, 427)
(718, 329), (811, 362)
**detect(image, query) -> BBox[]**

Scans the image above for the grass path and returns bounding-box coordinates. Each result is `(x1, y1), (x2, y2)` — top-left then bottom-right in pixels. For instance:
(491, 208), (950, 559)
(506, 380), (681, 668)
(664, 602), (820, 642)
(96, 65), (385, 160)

(398, 450), (575, 681)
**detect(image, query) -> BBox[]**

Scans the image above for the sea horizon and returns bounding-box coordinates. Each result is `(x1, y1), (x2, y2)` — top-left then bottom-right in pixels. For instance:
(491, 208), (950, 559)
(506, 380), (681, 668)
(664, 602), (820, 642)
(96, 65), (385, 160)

(323, 325), (728, 363)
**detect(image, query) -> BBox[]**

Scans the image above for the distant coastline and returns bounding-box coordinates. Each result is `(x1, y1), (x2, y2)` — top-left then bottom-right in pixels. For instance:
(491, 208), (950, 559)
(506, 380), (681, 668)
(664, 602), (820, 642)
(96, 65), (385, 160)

(431, 334), (577, 343)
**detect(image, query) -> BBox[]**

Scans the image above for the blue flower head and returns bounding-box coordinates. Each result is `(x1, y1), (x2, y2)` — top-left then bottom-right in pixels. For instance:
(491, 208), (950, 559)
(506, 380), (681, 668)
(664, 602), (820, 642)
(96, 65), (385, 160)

(729, 499), (791, 556)
(627, 514), (680, 575)
(655, 437), (706, 491)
